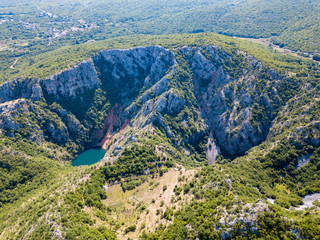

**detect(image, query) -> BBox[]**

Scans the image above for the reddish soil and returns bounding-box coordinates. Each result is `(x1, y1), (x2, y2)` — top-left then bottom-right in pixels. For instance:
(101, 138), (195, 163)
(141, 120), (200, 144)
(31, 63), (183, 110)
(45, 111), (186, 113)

(94, 103), (130, 150)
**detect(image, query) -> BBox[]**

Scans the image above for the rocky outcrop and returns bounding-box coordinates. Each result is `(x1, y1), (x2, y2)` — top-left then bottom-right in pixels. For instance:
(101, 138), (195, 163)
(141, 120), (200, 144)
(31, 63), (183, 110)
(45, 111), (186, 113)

(217, 201), (269, 239)
(57, 109), (83, 136)
(0, 98), (86, 143)
(45, 121), (69, 143)
(125, 74), (172, 118)
(154, 90), (185, 115)
(189, 46), (282, 157)
(93, 45), (174, 101)
(41, 59), (99, 100)
(0, 99), (27, 136)
(268, 89), (320, 148)
(296, 154), (313, 169)
(0, 60), (99, 105)
(207, 132), (221, 164)
(0, 78), (38, 103)
(289, 121), (320, 147)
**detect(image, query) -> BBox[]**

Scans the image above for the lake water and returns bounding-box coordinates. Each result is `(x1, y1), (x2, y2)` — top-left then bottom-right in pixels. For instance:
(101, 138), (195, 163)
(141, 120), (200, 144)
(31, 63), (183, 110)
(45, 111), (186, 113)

(72, 148), (106, 166)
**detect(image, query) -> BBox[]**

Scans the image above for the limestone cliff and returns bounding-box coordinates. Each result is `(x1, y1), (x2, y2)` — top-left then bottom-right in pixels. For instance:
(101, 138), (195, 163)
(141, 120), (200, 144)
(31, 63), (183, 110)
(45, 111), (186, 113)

(0, 45), (317, 163)
(0, 98), (86, 143)
(93, 45), (174, 101)
(41, 59), (99, 100)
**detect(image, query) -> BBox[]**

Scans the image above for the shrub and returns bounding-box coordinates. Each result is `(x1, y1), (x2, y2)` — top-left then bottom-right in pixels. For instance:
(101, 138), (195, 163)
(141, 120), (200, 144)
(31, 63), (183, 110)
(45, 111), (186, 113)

(163, 185), (168, 192)
(125, 225), (136, 234)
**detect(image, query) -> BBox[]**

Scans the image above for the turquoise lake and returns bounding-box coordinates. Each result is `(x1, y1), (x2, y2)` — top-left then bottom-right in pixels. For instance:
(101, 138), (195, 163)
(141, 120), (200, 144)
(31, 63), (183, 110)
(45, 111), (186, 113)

(72, 148), (106, 166)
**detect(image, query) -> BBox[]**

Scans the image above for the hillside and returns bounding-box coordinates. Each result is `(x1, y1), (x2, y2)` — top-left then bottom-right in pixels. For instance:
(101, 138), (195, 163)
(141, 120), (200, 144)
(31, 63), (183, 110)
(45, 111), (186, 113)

(1, 0), (320, 84)
(0, 33), (319, 239)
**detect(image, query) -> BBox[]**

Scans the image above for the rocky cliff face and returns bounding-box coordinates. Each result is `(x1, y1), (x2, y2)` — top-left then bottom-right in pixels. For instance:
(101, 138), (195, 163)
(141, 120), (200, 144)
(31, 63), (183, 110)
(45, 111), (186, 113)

(0, 78), (39, 103)
(0, 46), (175, 148)
(93, 46), (174, 102)
(190, 47), (282, 157)
(268, 86), (320, 147)
(0, 60), (100, 104)
(0, 98), (86, 143)
(116, 45), (289, 160)
(0, 99), (27, 136)
(0, 45), (315, 162)
(41, 59), (100, 100)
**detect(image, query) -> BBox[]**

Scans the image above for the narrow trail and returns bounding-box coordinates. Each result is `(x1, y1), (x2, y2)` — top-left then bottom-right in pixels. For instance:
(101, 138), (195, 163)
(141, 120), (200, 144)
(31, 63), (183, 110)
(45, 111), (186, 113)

(10, 57), (20, 69)
(82, 182), (85, 205)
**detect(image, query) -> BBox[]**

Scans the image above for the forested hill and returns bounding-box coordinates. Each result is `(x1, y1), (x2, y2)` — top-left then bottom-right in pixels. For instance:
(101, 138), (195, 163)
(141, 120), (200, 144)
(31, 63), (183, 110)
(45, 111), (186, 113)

(0, 0), (319, 80)
(0, 32), (317, 83)
(1, 0), (320, 238)
(0, 33), (319, 239)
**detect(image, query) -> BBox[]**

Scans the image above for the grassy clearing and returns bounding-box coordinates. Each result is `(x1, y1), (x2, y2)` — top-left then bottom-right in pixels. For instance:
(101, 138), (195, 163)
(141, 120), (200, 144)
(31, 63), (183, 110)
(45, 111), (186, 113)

(84, 167), (195, 240)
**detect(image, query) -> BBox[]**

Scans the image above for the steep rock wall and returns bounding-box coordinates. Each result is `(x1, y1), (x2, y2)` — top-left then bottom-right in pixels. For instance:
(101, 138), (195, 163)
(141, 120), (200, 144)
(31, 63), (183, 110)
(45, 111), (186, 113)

(93, 46), (174, 102)
(189, 46), (283, 157)
(41, 59), (100, 100)
(0, 45), (308, 162)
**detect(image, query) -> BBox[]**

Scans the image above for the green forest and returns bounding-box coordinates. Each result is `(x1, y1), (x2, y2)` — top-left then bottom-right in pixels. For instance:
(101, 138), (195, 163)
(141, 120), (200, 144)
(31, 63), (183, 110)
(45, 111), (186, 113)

(0, 0), (320, 239)
(1, 0), (320, 82)
(0, 32), (319, 238)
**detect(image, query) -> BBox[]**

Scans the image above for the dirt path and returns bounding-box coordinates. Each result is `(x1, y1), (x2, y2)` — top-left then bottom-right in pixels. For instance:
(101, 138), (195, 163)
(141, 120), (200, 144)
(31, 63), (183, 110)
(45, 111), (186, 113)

(10, 57), (20, 69)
